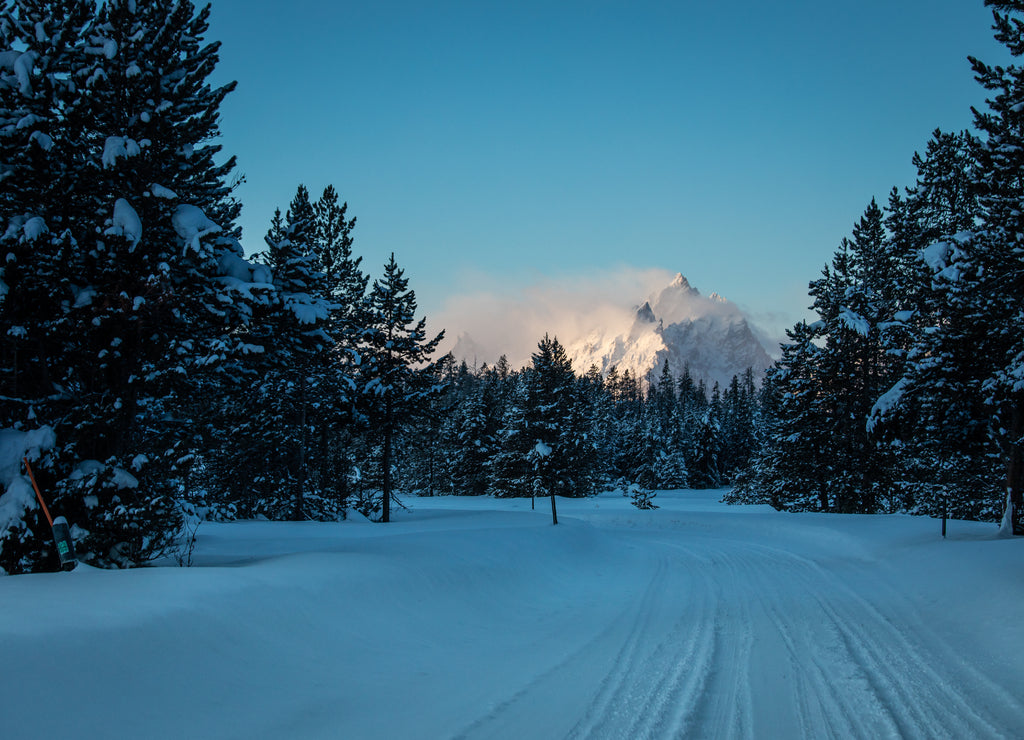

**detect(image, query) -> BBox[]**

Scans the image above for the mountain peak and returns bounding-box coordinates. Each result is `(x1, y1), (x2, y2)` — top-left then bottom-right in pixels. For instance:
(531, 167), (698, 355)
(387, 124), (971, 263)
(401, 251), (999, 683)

(567, 273), (772, 388)
(669, 273), (697, 294)
(634, 301), (656, 324)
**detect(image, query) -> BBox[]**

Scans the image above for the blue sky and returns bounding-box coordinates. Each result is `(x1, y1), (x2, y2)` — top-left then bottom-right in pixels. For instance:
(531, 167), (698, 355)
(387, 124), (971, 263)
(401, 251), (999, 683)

(206, 0), (1006, 352)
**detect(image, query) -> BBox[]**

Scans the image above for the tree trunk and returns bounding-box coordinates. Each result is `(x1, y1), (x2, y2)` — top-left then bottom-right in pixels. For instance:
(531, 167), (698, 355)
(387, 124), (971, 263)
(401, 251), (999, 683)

(293, 375), (307, 521)
(319, 425), (330, 505)
(381, 395), (393, 523)
(1005, 399), (1024, 535)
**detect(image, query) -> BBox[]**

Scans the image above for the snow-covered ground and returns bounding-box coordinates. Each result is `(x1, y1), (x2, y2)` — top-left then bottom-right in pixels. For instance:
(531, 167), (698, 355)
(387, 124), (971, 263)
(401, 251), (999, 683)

(2, 490), (1023, 739)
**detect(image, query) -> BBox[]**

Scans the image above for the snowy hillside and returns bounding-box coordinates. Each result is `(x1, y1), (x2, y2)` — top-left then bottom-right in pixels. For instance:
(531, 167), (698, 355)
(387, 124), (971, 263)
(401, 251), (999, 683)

(2, 490), (1022, 739)
(567, 273), (773, 387)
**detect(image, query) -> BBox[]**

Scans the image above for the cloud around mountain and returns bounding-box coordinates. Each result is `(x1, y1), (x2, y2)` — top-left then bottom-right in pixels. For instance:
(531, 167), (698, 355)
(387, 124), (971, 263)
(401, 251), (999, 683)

(435, 266), (774, 385)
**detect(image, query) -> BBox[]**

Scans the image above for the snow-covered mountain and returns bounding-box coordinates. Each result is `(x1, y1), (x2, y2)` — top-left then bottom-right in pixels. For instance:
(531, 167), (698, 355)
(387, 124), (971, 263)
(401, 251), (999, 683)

(566, 273), (772, 388)
(445, 272), (773, 387)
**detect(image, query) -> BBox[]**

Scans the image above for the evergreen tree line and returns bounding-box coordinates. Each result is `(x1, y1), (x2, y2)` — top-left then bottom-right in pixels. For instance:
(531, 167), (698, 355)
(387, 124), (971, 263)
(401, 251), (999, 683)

(0, 0), (442, 573)
(729, 1), (1024, 534)
(394, 341), (761, 502)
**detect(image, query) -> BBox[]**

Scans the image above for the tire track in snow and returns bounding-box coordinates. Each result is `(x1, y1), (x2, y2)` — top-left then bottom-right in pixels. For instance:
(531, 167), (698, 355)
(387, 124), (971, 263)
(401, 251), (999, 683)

(454, 523), (1023, 739)
(563, 553), (684, 739)
(751, 564), (869, 738)
(566, 538), (758, 740)
(451, 549), (683, 740)
(737, 549), (900, 739)
(796, 563), (1016, 738)
(673, 548), (756, 740)
(591, 546), (719, 739)
(639, 535), (1016, 740)
(743, 542), (1023, 739)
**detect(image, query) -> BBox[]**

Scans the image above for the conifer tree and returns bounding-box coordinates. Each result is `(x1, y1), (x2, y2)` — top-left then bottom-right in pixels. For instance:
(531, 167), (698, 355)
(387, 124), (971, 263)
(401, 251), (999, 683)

(810, 200), (897, 512)
(871, 130), (992, 518)
(363, 254), (443, 522)
(873, 4), (1024, 528)
(520, 335), (596, 520)
(311, 184), (366, 506)
(448, 384), (494, 495)
(689, 384), (724, 489)
(0, 0), (265, 570)
(488, 374), (532, 498)
(720, 370), (758, 480)
(959, 1), (1024, 531)
(732, 322), (829, 510)
(213, 186), (333, 520)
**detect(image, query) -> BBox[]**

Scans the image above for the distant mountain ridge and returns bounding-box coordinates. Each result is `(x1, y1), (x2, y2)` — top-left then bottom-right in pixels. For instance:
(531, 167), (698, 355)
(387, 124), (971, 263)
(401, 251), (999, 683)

(565, 273), (772, 388)
(447, 272), (773, 387)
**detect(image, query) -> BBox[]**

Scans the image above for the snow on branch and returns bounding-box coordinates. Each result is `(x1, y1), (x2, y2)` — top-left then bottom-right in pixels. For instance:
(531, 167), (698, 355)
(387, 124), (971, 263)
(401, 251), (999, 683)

(839, 308), (870, 337)
(102, 136), (143, 168)
(104, 198), (142, 247)
(920, 232), (972, 284)
(867, 378), (910, 433)
(12, 50), (38, 96)
(172, 204), (220, 254)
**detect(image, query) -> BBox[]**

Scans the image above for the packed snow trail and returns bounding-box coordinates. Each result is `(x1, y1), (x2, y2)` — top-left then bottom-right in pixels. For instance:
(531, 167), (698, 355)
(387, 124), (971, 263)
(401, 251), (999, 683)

(1, 490), (1023, 739)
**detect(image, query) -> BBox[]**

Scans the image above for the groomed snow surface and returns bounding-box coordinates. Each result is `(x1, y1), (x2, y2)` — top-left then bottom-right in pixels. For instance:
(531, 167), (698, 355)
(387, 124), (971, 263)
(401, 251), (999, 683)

(3, 490), (1023, 739)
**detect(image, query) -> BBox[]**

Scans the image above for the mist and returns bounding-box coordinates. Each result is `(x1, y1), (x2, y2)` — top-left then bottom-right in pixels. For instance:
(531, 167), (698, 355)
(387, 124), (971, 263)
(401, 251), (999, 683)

(433, 266), (681, 369)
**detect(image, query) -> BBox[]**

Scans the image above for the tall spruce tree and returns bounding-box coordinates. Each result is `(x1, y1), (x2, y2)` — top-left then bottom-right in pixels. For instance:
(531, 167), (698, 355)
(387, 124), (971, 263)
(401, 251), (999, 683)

(731, 322), (829, 510)
(311, 184), (365, 507)
(522, 335), (597, 520)
(963, 1), (1024, 531)
(211, 186), (332, 520)
(363, 254), (443, 522)
(813, 200), (898, 512)
(0, 0), (262, 571)
(871, 130), (993, 518)
(488, 373), (532, 498)
(872, 3), (1024, 529)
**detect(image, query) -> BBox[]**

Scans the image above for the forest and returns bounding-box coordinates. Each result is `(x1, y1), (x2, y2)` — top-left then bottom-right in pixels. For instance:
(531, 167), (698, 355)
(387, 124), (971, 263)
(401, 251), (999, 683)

(2, 0), (1024, 574)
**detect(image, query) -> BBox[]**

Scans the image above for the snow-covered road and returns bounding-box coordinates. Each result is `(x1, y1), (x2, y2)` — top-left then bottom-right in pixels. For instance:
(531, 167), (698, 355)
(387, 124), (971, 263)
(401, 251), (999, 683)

(2, 490), (1022, 739)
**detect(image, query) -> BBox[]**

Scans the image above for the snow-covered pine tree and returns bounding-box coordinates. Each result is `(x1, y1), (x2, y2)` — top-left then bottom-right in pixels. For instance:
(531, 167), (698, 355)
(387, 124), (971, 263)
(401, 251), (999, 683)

(960, 1), (1024, 531)
(871, 4), (1024, 528)
(363, 253), (443, 522)
(731, 321), (829, 510)
(719, 370), (758, 482)
(447, 382), (495, 496)
(689, 383), (724, 489)
(870, 130), (997, 519)
(623, 405), (687, 490)
(311, 184), (366, 507)
(314, 184), (364, 330)
(827, 200), (901, 511)
(211, 186), (333, 520)
(0, 0), (108, 570)
(488, 373), (532, 498)
(781, 199), (900, 513)
(1, 0), (264, 571)
(581, 363), (615, 487)
(519, 335), (597, 517)
(560, 371), (601, 497)
(676, 365), (707, 473)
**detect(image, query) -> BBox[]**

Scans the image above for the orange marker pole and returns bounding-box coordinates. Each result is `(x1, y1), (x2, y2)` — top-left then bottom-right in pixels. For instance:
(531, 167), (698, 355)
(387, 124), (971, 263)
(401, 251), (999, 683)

(23, 457), (53, 527)
(23, 457), (77, 570)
